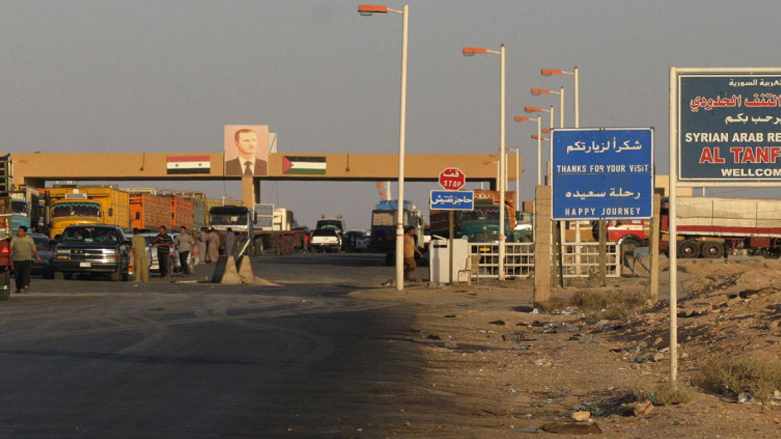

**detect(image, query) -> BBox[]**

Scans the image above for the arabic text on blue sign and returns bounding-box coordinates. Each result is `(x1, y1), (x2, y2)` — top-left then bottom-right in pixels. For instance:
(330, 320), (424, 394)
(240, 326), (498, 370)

(430, 190), (475, 210)
(551, 128), (653, 220)
(679, 74), (781, 181)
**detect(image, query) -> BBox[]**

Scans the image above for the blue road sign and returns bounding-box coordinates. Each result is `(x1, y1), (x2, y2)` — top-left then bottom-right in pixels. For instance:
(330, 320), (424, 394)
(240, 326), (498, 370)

(551, 128), (653, 220)
(430, 190), (475, 210)
(679, 74), (781, 181)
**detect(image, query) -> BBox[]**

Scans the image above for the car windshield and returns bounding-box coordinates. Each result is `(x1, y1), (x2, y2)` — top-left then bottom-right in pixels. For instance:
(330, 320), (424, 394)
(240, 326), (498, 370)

(209, 214), (247, 226)
(60, 227), (118, 244)
(11, 201), (28, 216)
(313, 229), (337, 237)
(32, 237), (51, 251)
(52, 202), (101, 218)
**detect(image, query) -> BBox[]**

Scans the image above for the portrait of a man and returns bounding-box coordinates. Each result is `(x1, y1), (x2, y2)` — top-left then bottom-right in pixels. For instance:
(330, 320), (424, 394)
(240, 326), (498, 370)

(224, 125), (269, 176)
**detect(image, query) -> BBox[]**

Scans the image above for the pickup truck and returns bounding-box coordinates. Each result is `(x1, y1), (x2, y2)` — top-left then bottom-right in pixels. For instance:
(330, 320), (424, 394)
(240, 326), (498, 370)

(311, 229), (342, 253)
(52, 225), (131, 281)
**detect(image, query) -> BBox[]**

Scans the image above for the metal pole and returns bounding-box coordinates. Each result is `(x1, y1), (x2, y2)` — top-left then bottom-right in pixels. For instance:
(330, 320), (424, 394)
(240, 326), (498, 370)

(669, 67), (679, 386)
(536, 116), (542, 186)
(559, 86), (565, 128)
(385, 181), (392, 200)
(498, 43), (506, 281)
(515, 148), (521, 213)
(448, 210), (454, 284)
(394, 4), (409, 291)
(574, 66), (580, 128)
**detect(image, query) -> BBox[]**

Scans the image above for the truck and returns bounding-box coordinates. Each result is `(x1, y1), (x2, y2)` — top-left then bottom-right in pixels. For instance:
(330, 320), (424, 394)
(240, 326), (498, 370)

(430, 190), (516, 243)
(369, 200), (425, 264)
(129, 193), (171, 231)
(208, 205), (303, 256)
(0, 196), (13, 299)
(316, 217), (346, 234)
(603, 196), (781, 260)
(46, 186), (130, 239)
(170, 196), (194, 230)
(8, 187), (44, 234)
(661, 196), (781, 259)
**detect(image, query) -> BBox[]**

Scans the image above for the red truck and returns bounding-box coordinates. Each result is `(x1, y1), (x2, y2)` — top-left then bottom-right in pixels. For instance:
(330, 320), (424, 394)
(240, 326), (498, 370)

(601, 197), (781, 259)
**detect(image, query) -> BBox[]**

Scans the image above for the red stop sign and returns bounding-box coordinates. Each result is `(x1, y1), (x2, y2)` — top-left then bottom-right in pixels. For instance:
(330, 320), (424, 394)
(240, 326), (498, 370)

(438, 167), (466, 191)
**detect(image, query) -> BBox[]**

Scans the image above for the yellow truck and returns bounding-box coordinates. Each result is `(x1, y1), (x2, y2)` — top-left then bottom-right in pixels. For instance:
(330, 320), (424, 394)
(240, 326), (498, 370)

(46, 187), (130, 238)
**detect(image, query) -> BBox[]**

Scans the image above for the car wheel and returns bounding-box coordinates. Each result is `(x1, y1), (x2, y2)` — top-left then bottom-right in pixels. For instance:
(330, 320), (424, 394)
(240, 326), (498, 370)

(53, 271), (64, 281)
(701, 241), (725, 259)
(110, 270), (121, 282)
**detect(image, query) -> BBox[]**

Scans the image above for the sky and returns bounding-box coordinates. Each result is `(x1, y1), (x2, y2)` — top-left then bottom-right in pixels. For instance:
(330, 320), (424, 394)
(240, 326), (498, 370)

(2, 0), (780, 229)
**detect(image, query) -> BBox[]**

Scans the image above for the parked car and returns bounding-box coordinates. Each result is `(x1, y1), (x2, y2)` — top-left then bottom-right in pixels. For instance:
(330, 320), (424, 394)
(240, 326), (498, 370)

(140, 232), (194, 274)
(52, 225), (131, 281)
(311, 229), (342, 253)
(29, 232), (54, 278)
(343, 230), (370, 253)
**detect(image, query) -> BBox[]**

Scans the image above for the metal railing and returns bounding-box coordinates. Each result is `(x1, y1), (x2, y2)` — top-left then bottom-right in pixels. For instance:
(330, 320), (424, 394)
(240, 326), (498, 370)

(468, 241), (621, 279)
(469, 242), (534, 279)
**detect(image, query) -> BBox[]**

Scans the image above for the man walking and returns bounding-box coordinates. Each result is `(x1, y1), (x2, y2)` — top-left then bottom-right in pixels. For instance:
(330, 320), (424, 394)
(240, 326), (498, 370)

(153, 225), (173, 278)
(403, 226), (423, 282)
(224, 227), (236, 257)
(174, 226), (195, 276)
(130, 228), (149, 282)
(207, 228), (220, 263)
(10, 226), (40, 294)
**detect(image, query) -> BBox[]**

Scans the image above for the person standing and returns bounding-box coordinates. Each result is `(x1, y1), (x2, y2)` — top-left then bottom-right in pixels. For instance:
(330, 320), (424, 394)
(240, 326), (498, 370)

(198, 227), (209, 263)
(403, 226), (423, 282)
(224, 227), (236, 257)
(153, 225), (173, 278)
(174, 226), (195, 276)
(207, 227), (220, 263)
(10, 226), (40, 294)
(130, 228), (149, 282)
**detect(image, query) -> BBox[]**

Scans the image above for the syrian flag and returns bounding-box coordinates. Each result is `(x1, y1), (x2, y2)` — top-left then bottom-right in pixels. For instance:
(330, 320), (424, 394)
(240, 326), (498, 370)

(167, 155), (211, 174)
(282, 156), (326, 175)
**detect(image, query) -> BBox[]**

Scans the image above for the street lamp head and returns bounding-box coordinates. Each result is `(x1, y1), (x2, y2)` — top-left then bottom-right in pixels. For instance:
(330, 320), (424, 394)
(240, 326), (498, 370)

(462, 47), (488, 56)
(541, 68), (563, 76)
(531, 135), (547, 140)
(483, 160), (497, 165)
(524, 106), (543, 113)
(542, 127), (551, 133)
(514, 116), (531, 122)
(531, 88), (551, 95)
(358, 4), (389, 16)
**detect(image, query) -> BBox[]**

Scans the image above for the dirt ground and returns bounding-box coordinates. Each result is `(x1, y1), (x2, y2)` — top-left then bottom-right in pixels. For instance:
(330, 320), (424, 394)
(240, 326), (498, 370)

(348, 257), (781, 438)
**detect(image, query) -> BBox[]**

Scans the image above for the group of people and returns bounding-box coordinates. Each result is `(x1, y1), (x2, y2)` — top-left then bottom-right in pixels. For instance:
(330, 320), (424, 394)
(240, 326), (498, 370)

(129, 226), (240, 283)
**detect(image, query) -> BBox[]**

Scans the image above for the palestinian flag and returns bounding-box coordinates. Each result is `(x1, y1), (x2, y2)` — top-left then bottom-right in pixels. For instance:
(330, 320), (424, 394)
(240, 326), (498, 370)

(167, 155), (211, 174)
(282, 156), (326, 175)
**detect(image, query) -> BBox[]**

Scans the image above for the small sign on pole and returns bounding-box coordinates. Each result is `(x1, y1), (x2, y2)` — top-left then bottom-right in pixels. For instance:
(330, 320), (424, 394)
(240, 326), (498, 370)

(430, 190), (475, 210)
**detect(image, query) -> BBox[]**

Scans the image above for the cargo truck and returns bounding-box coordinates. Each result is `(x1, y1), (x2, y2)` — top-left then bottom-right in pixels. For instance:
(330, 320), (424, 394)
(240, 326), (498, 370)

(429, 190), (516, 243)
(47, 187), (130, 239)
(660, 196), (781, 259)
(170, 196), (194, 230)
(369, 200), (425, 265)
(130, 193), (171, 231)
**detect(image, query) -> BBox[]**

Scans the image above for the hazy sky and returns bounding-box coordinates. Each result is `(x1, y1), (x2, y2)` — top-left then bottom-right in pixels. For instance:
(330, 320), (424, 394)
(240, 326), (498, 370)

(2, 0), (779, 229)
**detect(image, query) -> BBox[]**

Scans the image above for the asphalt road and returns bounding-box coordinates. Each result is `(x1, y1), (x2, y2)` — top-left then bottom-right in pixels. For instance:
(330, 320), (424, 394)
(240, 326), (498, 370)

(0, 253), (442, 438)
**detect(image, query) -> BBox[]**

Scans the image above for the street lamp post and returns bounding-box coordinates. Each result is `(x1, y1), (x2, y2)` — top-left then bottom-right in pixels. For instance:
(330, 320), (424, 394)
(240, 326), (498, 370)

(541, 67), (579, 127)
(514, 116), (542, 186)
(542, 67), (582, 271)
(463, 44), (507, 281)
(525, 106), (554, 184)
(358, 4), (409, 291)
(531, 87), (565, 128)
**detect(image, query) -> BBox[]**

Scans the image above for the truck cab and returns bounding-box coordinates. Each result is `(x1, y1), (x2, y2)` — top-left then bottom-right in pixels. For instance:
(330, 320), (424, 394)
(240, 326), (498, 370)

(50, 199), (103, 239)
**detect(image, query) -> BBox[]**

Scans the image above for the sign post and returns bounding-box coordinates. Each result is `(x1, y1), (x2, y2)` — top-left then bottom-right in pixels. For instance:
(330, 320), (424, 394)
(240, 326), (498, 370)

(551, 128), (654, 283)
(432, 168), (472, 284)
(670, 68), (781, 386)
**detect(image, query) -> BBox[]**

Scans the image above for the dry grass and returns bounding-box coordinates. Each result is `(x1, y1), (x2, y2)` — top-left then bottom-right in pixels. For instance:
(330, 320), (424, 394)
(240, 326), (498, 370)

(701, 357), (781, 401)
(634, 383), (698, 406)
(545, 290), (650, 322)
